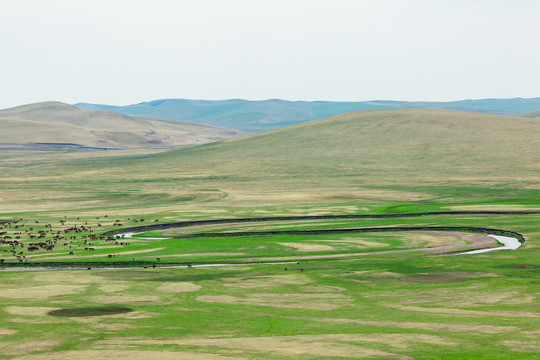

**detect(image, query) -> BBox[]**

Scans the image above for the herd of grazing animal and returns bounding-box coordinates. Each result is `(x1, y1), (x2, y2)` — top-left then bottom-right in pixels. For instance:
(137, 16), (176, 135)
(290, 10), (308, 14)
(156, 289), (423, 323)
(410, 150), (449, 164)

(0, 217), (155, 264)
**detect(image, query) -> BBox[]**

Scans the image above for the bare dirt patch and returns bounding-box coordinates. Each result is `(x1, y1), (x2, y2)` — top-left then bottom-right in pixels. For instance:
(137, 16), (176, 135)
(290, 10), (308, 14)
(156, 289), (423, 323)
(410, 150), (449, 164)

(90, 294), (161, 304)
(156, 282), (201, 293)
(2, 340), (62, 356)
(16, 350), (243, 360)
(100, 332), (453, 359)
(197, 292), (352, 310)
(0, 328), (17, 336)
(302, 285), (345, 293)
(222, 274), (311, 289)
(502, 340), (540, 353)
(297, 317), (519, 333)
(403, 275), (463, 282)
(387, 304), (540, 318)
(5, 306), (61, 317)
(278, 242), (334, 251)
(0, 285), (87, 299)
(33, 271), (103, 284)
(98, 336), (406, 359)
(100, 283), (130, 293)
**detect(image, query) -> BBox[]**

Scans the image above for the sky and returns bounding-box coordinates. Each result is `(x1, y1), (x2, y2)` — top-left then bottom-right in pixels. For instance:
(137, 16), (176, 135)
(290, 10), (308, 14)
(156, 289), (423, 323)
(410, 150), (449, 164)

(1, 0), (539, 109)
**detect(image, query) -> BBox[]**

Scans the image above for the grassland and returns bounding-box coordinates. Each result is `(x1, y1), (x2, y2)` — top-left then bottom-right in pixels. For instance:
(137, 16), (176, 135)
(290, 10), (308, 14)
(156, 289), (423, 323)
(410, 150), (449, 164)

(0, 108), (539, 359)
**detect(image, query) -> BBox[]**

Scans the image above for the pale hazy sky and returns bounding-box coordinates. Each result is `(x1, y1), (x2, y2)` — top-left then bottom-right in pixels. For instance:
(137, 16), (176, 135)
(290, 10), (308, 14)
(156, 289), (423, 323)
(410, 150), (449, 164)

(1, 0), (539, 109)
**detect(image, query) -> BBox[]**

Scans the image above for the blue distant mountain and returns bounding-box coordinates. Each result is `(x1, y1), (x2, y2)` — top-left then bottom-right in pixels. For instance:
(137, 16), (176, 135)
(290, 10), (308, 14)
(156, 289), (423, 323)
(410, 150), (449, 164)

(75, 97), (540, 133)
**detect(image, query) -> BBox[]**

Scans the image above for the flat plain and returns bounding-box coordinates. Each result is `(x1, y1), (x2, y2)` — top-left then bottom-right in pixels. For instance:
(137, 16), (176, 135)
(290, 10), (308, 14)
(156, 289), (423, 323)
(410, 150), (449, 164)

(1, 108), (539, 359)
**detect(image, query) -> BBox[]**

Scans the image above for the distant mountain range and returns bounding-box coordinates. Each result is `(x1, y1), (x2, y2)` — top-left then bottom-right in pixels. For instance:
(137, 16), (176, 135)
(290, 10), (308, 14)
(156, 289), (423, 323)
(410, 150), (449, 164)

(0, 102), (247, 150)
(75, 97), (540, 133)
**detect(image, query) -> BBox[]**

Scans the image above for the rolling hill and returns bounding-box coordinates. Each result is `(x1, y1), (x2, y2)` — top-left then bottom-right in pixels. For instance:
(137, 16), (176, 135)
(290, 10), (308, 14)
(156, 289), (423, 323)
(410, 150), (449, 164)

(517, 109), (540, 118)
(1, 108), (539, 215)
(58, 108), (537, 210)
(75, 97), (540, 132)
(0, 101), (247, 150)
(143, 108), (540, 183)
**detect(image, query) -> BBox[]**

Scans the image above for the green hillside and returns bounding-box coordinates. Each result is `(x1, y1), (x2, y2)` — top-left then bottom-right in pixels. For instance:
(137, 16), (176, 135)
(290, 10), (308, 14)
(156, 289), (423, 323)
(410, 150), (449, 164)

(0, 101), (247, 149)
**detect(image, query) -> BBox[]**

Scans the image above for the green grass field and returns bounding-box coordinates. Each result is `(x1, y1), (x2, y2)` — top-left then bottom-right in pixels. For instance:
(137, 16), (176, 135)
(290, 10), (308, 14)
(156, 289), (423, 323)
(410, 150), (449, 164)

(1, 108), (539, 359)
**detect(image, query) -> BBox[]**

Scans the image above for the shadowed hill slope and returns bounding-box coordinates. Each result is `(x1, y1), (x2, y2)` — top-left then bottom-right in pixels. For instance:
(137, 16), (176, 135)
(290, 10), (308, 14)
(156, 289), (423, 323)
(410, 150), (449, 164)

(0, 101), (247, 149)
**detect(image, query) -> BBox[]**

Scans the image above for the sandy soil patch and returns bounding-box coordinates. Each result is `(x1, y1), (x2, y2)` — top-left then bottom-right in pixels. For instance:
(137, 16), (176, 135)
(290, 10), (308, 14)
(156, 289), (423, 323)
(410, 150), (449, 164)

(0, 328), (17, 336)
(302, 285), (345, 292)
(401, 231), (493, 249)
(71, 311), (152, 323)
(197, 292), (352, 310)
(297, 317), (519, 333)
(2, 340), (62, 355)
(100, 333), (455, 359)
(502, 340), (540, 353)
(33, 271), (104, 284)
(388, 304), (540, 318)
(90, 323), (137, 330)
(446, 290), (535, 306)
(0, 285), (87, 299)
(90, 294), (161, 304)
(156, 282), (201, 293)
(223, 274), (310, 289)
(404, 275), (462, 282)
(5, 306), (61, 316)
(8, 318), (61, 324)
(330, 237), (390, 248)
(16, 350), (243, 360)
(100, 283), (130, 293)
(278, 242), (334, 251)
(101, 338), (405, 359)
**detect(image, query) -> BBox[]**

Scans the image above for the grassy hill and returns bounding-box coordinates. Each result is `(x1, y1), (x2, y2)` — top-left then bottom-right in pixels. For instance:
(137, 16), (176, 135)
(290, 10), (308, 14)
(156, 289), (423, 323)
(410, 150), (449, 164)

(0, 101), (247, 149)
(141, 108), (540, 186)
(517, 109), (540, 118)
(2, 108), (537, 216)
(76, 97), (540, 132)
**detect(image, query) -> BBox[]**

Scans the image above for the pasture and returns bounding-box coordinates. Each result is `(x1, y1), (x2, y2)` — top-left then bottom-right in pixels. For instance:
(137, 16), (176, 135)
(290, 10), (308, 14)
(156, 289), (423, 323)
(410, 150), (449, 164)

(1, 108), (539, 359)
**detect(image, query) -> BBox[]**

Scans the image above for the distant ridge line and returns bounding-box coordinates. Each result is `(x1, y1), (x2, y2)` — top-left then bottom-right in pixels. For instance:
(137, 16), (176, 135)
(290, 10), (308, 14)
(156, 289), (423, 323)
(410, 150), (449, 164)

(75, 97), (540, 132)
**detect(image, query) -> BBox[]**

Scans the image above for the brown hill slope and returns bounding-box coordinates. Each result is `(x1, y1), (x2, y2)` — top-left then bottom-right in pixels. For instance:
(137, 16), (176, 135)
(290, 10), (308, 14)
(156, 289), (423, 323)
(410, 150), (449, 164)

(0, 102), (247, 149)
